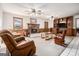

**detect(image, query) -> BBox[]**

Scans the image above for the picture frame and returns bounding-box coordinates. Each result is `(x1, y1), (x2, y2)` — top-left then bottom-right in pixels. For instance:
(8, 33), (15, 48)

(13, 17), (23, 30)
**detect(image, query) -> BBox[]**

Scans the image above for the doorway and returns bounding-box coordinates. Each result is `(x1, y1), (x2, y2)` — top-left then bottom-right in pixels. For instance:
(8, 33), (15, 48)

(76, 18), (79, 36)
(44, 21), (48, 32)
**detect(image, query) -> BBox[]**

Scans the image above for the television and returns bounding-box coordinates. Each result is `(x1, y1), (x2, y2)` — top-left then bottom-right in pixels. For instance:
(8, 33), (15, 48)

(57, 23), (67, 28)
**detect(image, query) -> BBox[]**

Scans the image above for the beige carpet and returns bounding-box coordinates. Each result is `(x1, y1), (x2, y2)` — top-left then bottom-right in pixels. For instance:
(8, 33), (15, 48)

(0, 33), (73, 56)
(26, 33), (73, 56)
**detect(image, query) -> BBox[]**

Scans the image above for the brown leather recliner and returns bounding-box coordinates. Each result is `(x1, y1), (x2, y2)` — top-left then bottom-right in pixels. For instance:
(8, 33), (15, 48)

(1, 30), (26, 42)
(54, 30), (66, 46)
(0, 30), (36, 56)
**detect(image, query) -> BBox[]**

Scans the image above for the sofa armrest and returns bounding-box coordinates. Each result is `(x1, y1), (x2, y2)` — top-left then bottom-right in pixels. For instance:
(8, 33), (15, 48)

(16, 40), (35, 50)
(14, 36), (25, 43)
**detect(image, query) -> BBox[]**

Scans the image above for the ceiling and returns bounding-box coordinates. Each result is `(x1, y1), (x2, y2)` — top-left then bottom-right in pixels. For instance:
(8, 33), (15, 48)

(1, 3), (79, 18)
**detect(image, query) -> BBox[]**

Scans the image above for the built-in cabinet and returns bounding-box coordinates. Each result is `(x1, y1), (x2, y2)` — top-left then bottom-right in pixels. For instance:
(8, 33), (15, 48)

(66, 17), (73, 36)
(53, 16), (73, 36)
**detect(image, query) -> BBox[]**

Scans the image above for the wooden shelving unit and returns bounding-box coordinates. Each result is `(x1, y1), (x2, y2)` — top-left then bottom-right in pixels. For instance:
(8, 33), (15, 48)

(53, 16), (73, 36)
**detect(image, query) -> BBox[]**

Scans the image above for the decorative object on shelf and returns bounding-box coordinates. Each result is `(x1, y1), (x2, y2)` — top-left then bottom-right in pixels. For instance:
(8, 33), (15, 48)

(13, 17), (23, 30)
(60, 18), (63, 22)
(60, 18), (66, 23)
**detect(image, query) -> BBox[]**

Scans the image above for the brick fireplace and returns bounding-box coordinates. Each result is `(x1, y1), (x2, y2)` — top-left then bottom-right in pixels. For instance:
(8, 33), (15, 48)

(28, 24), (39, 33)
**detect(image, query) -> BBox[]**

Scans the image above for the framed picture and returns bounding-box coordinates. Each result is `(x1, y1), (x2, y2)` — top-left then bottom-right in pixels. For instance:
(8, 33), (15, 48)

(13, 17), (23, 30)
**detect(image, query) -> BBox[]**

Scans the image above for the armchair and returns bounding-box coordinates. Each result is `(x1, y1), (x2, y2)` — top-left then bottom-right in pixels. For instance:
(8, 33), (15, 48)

(0, 30), (36, 56)
(1, 30), (25, 43)
(54, 30), (66, 46)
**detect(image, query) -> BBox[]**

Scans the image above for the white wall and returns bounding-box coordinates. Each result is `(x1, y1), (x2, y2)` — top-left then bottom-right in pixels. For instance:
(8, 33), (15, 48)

(3, 12), (54, 30)
(3, 12), (30, 29)
(48, 19), (54, 28)
(37, 18), (54, 28)
(76, 18), (79, 28)
(0, 4), (3, 43)
(73, 15), (79, 29)
(37, 18), (44, 28)
(0, 4), (3, 30)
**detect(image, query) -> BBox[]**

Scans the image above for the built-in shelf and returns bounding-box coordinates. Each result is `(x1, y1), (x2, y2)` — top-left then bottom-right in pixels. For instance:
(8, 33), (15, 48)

(54, 16), (73, 36)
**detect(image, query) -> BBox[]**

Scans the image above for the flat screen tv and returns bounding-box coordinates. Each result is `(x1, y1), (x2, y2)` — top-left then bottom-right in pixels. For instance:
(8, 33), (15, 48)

(57, 23), (67, 28)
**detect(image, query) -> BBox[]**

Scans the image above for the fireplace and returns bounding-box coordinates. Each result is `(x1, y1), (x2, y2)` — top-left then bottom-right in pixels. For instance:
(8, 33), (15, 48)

(28, 24), (39, 33)
(31, 29), (37, 33)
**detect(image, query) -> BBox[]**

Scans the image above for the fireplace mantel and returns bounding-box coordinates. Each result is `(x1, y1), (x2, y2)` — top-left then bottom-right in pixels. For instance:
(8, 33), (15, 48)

(28, 24), (39, 33)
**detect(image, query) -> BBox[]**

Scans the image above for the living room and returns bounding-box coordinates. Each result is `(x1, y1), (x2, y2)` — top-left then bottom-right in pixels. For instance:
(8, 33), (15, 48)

(0, 3), (79, 56)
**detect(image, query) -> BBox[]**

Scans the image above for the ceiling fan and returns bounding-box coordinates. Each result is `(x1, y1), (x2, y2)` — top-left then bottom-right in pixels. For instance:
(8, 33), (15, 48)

(24, 8), (44, 15)
(24, 8), (53, 20)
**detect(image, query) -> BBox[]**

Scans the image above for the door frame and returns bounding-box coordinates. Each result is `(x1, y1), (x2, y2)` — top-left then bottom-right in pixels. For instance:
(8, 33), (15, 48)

(75, 18), (79, 35)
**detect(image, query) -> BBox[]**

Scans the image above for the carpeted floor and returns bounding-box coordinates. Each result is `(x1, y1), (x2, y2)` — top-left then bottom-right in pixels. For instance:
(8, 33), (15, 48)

(25, 33), (73, 56)
(0, 33), (73, 56)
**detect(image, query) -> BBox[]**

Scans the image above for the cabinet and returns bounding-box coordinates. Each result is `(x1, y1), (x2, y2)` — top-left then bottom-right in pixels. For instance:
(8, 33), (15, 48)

(67, 17), (73, 28)
(66, 28), (73, 36)
(53, 28), (58, 34)
(53, 16), (73, 36)
(54, 19), (59, 28)
(66, 17), (73, 36)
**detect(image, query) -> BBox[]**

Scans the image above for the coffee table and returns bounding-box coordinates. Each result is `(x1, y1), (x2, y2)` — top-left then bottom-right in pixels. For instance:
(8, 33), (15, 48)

(41, 32), (56, 40)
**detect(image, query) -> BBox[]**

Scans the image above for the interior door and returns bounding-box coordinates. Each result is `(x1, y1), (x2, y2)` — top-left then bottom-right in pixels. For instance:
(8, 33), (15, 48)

(44, 22), (48, 32)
